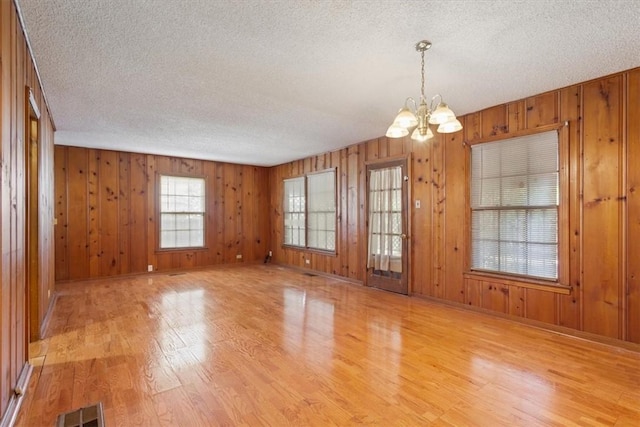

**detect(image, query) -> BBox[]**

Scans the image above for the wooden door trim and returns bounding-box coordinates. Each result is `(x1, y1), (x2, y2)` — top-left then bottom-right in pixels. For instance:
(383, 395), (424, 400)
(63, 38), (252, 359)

(365, 156), (411, 294)
(25, 86), (41, 344)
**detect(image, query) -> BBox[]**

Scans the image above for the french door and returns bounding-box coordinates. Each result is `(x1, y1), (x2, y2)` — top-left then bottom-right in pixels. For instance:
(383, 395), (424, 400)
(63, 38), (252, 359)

(366, 159), (409, 294)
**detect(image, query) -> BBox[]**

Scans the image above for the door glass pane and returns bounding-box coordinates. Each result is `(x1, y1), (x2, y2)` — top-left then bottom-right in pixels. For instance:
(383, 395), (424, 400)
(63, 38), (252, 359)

(367, 166), (403, 273)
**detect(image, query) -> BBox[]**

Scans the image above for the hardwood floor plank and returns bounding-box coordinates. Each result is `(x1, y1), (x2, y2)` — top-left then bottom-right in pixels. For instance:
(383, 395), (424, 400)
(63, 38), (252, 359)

(16, 265), (640, 426)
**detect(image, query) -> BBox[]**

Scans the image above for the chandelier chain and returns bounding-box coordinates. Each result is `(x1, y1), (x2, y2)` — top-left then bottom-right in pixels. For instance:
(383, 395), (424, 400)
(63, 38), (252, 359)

(420, 49), (425, 100)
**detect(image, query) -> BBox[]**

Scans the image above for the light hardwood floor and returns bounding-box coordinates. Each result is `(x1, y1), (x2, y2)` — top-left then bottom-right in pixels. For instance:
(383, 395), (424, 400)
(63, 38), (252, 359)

(17, 265), (639, 426)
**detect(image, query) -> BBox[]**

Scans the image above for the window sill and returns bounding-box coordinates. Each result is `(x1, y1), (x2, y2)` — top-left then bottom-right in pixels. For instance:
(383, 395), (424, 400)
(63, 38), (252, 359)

(464, 271), (571, 295)
(156, 246), (209, 253)
(281, 245), (337, 257)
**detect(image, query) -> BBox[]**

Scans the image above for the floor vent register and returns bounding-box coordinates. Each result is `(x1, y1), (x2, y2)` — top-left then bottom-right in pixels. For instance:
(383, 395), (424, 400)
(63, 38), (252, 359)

(56, 402), (104, 427)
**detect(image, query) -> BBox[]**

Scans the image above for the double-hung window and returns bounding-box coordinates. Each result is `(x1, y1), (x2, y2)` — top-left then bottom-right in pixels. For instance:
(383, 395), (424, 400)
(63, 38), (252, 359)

(283, 170), (336, 252)
(470, 131), (559, 280)
(283, 177), (306, 247)
(159, 175), (206, 249)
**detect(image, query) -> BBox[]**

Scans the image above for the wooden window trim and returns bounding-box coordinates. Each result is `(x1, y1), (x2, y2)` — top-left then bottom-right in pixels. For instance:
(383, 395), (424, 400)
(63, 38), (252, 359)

(282, 168), (338, 254)
(465, 122), (570, 286)
(156, 172), (208, 252)
(464, 271), (571, 295)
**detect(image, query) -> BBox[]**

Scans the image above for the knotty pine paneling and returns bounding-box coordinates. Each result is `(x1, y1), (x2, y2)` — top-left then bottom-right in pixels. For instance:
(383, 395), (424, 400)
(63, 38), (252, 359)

(442, 130), (465, 303)
(525, 91), (559, 129)
(507, 100), (526, 133)
(581, 76), (623, 338)
(481, 104), (508, 137)
(558, 84), (582, 330)
(628, 69), (640, 343)
(0, 0), (56, 421)
(410, 139), (433, 296)
(430, 137), (444, 298)
(269, 67), (640, 344)
(54, 147), (270, 281)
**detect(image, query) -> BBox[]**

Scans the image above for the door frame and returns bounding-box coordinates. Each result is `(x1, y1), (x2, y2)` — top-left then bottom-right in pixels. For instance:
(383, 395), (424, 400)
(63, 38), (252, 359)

(25, 87), (41, 344)
(364, 155), (411, 294)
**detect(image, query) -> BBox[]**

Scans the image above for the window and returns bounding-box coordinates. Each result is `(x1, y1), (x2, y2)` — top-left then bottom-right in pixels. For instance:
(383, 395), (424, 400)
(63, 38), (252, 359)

(159, 175), (205, 249)
(283, 170), (336, 251)
(307, 171), (336, 251)
(283, 177), (306, 247)
(470, 131), (558, 280)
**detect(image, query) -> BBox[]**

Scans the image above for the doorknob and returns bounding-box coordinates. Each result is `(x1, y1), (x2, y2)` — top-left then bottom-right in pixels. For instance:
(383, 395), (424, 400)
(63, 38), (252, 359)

(401, 234), (408, 239)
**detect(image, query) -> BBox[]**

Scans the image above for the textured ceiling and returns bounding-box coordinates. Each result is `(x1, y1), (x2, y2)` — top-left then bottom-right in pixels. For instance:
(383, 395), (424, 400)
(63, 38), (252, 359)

(16, 0), (640, 166)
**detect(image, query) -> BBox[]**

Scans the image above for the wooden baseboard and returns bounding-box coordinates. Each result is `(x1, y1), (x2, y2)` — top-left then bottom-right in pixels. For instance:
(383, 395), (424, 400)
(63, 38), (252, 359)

(270, 262), (364, 286)
(37, 292), (58, 340)
(54, 260), (265, 286)
(0, 363), (32, 427)
(413, 293), (640, 353)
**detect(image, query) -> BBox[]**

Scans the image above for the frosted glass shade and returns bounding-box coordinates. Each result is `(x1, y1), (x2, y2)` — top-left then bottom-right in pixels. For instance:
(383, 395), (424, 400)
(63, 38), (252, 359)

(429, 102), (456, 124)
(437, 118), (463, 133)
(386, 124), (409, 138)
(393, 107), (418, 128)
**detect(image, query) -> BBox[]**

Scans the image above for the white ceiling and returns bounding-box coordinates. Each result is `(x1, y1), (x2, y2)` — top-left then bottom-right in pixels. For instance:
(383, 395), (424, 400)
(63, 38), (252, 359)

(16, 0), (640, 167)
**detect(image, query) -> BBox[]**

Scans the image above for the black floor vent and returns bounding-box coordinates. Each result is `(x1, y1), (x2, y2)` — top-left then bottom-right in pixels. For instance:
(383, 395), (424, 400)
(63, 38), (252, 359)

(303, 272), (317, 277)
(57, 402), (104, 427)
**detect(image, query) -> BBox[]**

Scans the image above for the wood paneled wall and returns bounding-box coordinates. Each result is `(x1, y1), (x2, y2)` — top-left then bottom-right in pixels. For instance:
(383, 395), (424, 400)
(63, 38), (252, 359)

(0, 0), (56, 422)
(54, 147), (270, 281)
(269, 67), (640, 344)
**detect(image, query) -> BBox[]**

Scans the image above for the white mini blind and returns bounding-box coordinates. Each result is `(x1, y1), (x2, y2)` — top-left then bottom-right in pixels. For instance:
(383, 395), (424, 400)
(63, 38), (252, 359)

(159, 175), (205, 249)
(307, 171), (336, 251)
(283, 171), (336, 251)
(283, 177), (306, 247)
(470, 130), (559, 279)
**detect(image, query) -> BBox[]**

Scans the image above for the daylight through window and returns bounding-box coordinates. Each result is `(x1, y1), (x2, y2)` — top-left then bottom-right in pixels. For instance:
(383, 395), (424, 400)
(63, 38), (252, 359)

(470, 131), (559, 280)
(283, 170), (336, 251)
(159, 175), (205, 249)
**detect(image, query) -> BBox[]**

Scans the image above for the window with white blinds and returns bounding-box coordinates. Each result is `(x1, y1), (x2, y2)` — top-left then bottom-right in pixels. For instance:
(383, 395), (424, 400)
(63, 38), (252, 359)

(159, 175), (206, 249)
(283, 169), (336, 251)
(283, 177), (306, 247)
(470, 130), (559, 280)
(307, 171), (336, 251)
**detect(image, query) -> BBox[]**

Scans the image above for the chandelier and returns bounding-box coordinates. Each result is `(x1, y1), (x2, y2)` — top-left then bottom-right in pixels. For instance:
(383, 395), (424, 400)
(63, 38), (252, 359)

(386, 40), (462, 141)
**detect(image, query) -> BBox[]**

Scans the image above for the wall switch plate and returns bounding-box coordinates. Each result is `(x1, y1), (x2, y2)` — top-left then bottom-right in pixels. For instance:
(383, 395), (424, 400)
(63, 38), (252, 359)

(415, 200), (421, 209)
(305, 259), (310, 264)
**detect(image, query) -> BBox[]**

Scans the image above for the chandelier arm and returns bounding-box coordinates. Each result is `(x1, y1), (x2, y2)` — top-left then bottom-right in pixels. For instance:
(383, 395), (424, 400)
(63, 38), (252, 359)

(404, 97), (417, 113)
(429, 94), (443, 111)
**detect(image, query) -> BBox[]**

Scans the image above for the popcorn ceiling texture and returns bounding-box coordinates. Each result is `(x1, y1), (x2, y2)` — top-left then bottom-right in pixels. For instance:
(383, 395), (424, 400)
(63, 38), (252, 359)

(17, 0), (640, 166)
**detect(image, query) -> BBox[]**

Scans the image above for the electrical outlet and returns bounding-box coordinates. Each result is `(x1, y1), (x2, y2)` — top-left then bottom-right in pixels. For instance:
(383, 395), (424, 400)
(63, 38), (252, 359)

(236, 254), (243, 259)
(147, 265), (153, 272)
(269, 250), (273, 257)
(305, 259), (310, 265)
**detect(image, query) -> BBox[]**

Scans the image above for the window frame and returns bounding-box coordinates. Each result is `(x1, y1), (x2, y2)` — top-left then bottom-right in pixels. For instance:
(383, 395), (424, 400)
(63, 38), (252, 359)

(282, 168), (337, 254)
(156, 173), (208, 252)
(465, 123), (570, 288)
